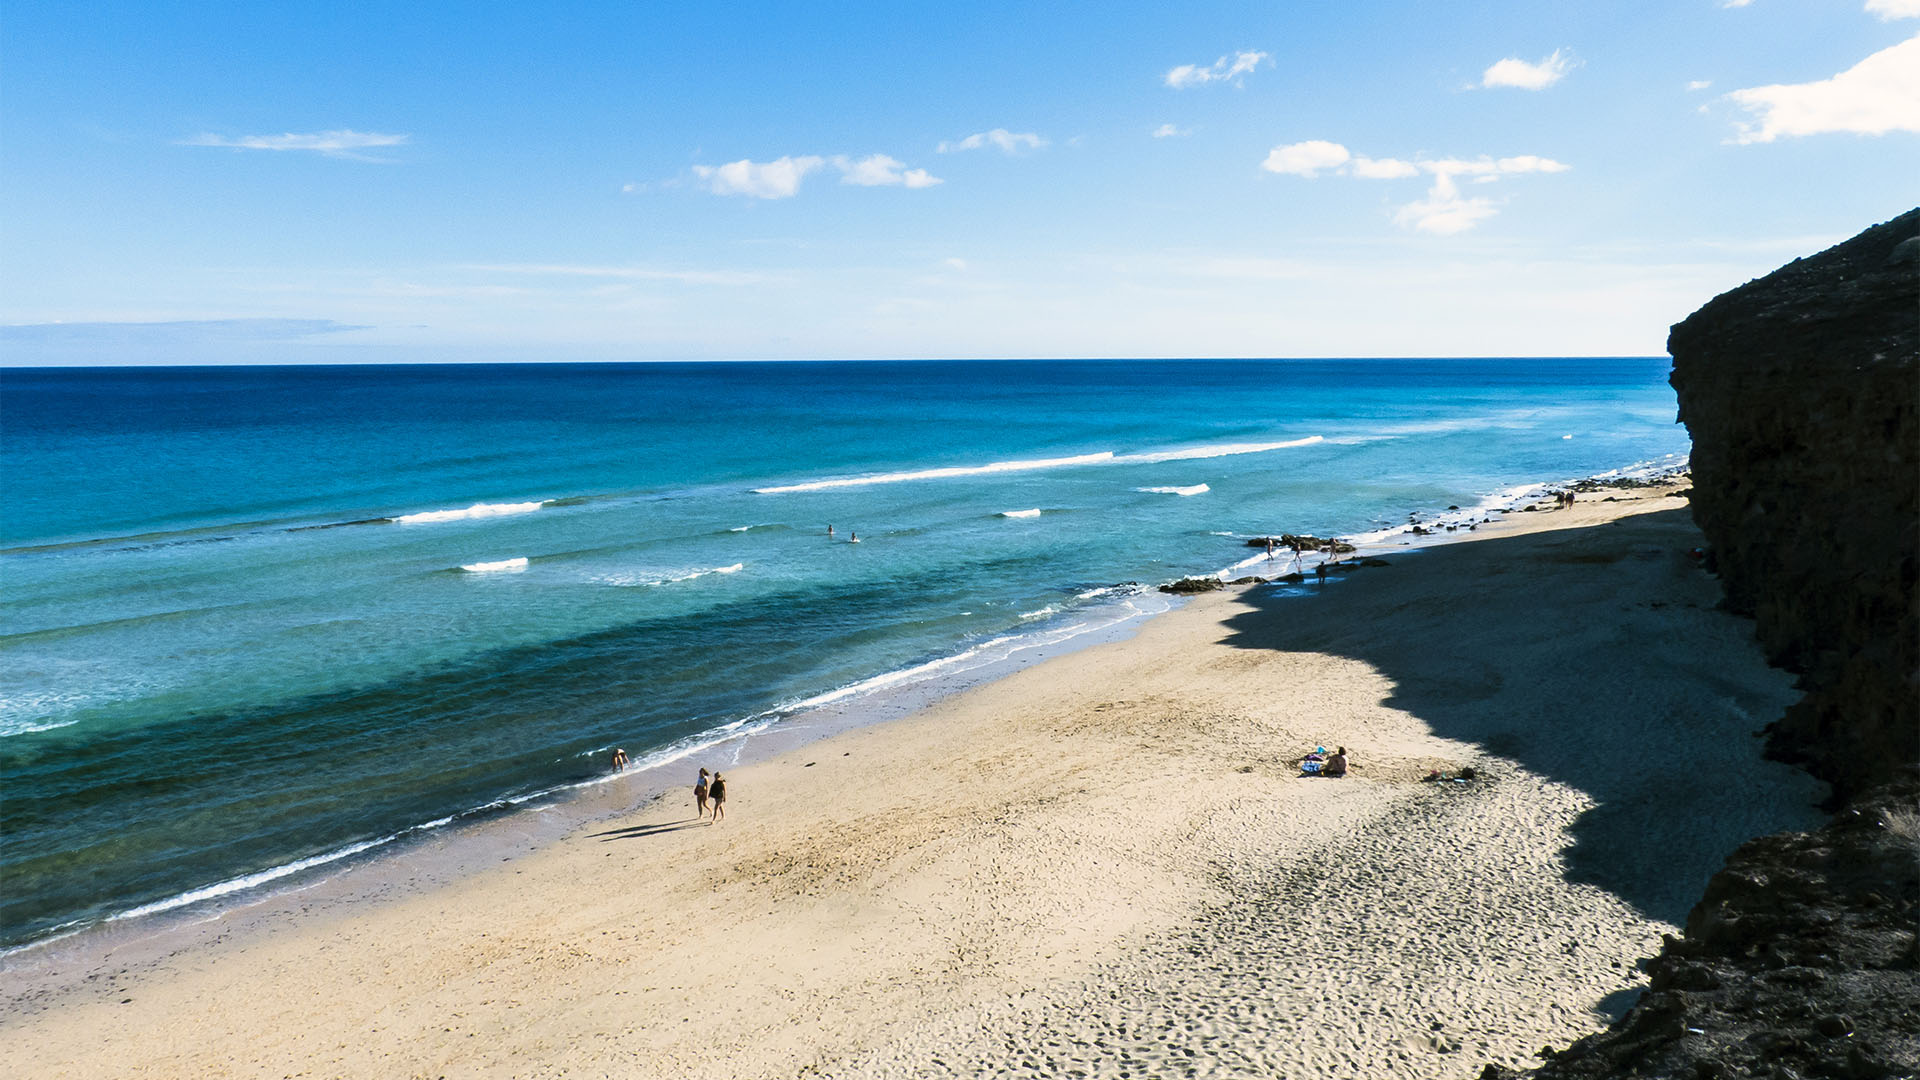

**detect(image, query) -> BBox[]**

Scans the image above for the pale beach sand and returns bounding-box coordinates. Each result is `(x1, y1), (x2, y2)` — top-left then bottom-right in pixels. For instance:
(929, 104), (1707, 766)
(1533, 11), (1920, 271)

(1, 485), (1828, 1079)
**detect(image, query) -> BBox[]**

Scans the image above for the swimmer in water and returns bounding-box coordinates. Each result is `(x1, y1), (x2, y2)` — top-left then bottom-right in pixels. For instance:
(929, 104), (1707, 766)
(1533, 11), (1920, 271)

(827, 525), (834, 536)
(849, 531), (859, 543)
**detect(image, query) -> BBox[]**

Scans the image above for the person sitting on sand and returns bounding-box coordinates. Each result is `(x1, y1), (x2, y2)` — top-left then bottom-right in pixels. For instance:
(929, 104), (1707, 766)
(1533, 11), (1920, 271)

(709, 772), (727, 823)
(1323, 747), (1348, 778)
(695, 767), (710, 818)
(611, 747), (629, 771)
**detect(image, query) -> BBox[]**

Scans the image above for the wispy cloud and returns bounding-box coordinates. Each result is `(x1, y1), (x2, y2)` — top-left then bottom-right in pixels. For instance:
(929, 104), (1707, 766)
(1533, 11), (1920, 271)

(1867, 0), (1920, 19)
(1152, 123), (1191, 138)
(1722, 0), (1754, 8)
(462, 264), (766, 286)
(1165, 50), (1268, 89)
(181, 130), (409, 160)
(1261, 141), (1570, 234)
(833, 154), (942, 187)
(1726, 34), (1920, 142)
(1687, 80), (1714, 91)
(0, 318), (367, 344)
(1480, 49), (1575, 90)
(937, 129), (1047, 154)
(693, 155), (825, 198)
(1260, 140), (1352, 178)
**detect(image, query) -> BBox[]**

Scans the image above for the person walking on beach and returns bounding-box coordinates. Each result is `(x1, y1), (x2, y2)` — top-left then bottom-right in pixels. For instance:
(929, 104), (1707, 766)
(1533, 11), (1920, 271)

(694, 767), (711, 818)
(708, 772), (728, 823)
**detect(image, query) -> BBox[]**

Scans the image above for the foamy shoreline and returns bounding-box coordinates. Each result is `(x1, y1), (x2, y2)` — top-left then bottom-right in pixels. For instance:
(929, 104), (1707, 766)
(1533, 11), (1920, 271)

(0, 475), (1828, 1079)
(0, 457), (1686, 965)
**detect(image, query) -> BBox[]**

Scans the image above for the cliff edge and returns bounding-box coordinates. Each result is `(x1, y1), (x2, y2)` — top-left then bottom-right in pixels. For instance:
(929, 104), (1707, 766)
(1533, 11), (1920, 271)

(1483, 212), (1920, 1079)
(1668, 209), (1919, 801)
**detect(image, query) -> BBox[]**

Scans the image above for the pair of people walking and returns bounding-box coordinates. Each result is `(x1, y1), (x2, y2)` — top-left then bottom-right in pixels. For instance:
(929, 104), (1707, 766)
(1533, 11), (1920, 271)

(694, 767), (727, 823)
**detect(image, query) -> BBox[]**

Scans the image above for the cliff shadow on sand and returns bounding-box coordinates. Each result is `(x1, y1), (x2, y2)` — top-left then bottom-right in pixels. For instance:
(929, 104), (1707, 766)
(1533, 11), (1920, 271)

(1217, 504), (1829, 929)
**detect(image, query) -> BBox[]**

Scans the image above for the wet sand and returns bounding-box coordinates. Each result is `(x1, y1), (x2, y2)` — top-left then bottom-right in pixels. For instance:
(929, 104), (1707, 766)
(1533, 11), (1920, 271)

(0, 484), (1827, 1079)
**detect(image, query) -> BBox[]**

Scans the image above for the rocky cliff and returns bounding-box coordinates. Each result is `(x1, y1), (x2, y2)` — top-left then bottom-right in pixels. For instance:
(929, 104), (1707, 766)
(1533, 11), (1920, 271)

(1482, 212), (1920, 1079)
(1668, 209), (1919, 802)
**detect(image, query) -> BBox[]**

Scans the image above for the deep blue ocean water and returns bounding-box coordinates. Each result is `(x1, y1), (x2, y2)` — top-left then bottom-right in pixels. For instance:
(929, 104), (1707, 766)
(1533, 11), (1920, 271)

(0, 359), (1688, 947)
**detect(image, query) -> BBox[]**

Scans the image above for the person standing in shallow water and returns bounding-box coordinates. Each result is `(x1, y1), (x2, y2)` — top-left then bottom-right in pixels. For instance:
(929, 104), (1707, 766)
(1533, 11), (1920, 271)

(610, 747), (629, 771)
(708, 772), (727, 823)
(694, 768), (710, 818)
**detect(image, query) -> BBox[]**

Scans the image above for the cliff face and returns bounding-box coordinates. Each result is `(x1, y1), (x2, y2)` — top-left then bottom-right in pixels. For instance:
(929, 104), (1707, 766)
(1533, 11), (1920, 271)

(1667, 209), (1920, 802)
(1482, 212), (1920, 1080)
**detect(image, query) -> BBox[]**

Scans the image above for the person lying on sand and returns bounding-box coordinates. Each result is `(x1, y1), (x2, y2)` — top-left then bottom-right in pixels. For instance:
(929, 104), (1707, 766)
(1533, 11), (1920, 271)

(709, 772), (727, 823)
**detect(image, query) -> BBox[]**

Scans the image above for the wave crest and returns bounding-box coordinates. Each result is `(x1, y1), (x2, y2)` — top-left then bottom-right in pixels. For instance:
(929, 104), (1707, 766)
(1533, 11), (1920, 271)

(395, 501), (546, 525)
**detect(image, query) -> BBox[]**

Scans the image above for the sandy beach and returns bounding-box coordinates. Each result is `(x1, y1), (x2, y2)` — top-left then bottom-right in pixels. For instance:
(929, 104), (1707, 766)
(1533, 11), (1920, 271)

(0, 484), (1828, 1079)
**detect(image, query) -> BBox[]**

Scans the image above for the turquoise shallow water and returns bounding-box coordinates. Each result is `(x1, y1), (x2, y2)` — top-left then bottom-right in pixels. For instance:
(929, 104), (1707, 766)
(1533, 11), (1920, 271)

(0, 358), (1688, 946)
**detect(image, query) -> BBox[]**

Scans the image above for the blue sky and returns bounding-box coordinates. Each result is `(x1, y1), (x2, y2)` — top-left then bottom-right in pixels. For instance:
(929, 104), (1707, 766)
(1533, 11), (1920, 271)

(3, 0), (1915, 362)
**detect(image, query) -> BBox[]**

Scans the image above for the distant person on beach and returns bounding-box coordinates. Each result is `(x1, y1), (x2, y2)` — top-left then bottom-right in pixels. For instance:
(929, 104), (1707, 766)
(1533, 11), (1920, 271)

(1266, 537), (1276, 559)
(709, 772), (727, 822)
(695, 768), (711, 818)
(1324, 747), (1348, 778)
(610, 747), (629, 771)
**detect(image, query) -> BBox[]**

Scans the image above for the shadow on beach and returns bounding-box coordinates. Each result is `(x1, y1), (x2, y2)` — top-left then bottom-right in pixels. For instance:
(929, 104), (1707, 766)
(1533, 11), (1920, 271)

(590, 818), (708, 841)
(1218, 506), (1826, 926)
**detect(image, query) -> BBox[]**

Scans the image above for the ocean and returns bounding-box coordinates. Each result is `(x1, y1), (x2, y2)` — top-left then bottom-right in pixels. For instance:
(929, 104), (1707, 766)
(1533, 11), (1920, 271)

(0, 358), (1689, 949)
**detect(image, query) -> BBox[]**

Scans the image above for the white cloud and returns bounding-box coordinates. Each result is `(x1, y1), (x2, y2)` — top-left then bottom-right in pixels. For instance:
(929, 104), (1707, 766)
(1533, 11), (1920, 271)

(182, 129), (408, 159)
(1687, 80), (1714, 91)
(1152, 123), (1191, 138)
(1165, 50), (1269, 89)
(1867, 0), (1920, 18)
(833, 154), (943, 188)
(693, 155), (824, 198)
(1491, 154), (1573, 174)
(1350, 155), (1420, 179)
(1480, 49), (1575, 90)
(1726, 35), (1920, 143)
(1260, 140), (1351, 177)
(1261, 143), (1569, 234)
(465, 264), (765, 286)
(937, 129), (1047, 154)
(1722, 0), (1753, 8)
(943, 258), (969, 271)
(1394, 174), (1499, 235)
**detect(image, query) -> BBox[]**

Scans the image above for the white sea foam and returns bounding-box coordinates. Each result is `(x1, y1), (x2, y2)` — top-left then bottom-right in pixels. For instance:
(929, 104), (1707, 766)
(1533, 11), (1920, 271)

(0, 688), (96, 737)
(752, 437), (1321, 494)
(0, 715), (82, 738)
(597, 563), (744, 588)
(999, 508), (1043, 519)
(1019, 605), (1057, 619)
(753, 452), (1116, 494)
(394, 500), (545, 525)
(1138, 484), (1210, 497)
(109, 834), (401, 925)
(1114, 436), (1321, 464)
(460, 557), (529, 573)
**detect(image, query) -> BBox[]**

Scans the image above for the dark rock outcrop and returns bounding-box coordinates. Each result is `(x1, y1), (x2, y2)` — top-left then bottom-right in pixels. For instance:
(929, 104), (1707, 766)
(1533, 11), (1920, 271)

(1159, 576), (1224, 594)
(1667, 208), (1919, 801)
(1481, 213), (1920, 1079)
(1244, 534), (1356, 553)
